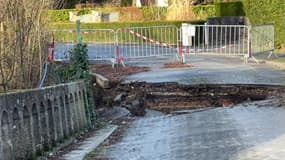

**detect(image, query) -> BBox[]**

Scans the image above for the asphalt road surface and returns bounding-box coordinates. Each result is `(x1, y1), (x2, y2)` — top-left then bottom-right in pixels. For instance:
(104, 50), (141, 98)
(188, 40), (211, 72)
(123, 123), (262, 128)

(54, 43), (177, 60)
(57, 43), (285, 160)
(104, 104), (285, 160)
(105, 55), (285, 160)
(124, 55), (285, 85)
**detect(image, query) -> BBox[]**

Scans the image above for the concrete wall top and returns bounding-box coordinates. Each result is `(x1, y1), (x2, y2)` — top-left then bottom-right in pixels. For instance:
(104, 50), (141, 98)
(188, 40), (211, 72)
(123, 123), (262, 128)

(0, 81), (87, 113)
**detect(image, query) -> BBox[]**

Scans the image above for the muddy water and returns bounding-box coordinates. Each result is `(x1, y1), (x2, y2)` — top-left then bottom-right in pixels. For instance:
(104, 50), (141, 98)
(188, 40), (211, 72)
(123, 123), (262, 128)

(103, 101), (285, 160)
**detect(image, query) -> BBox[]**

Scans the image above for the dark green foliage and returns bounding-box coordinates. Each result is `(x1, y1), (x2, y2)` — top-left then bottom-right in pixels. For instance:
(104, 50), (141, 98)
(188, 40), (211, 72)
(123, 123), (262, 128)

(241, 0), (285, 48)
(45, 9), (97, 22)
(67, 43), (96, 125)
(141, 7), (167, 21)
(213, 0), (285, 48)
(215, 1), (245, 16)
(86, 80), (96, 126)
(50, 20), (205, 30)
(121, 0), (133, 6)
(77, 9), (92, 16)
(46, 6), (209, 23)
(55, 43), (89, 83)
(65, 0), (78, 9)
(68, 43), (89, 81)
(192, 5), (216, 17)
(45, 9), (71, 22)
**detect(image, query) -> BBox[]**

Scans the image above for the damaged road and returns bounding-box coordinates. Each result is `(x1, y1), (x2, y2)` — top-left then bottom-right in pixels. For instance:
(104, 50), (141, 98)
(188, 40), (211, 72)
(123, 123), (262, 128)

(57, 56), (285, 160)
(95, 82), (285, 115)
(88, 55), (285, 160)
(88, 81), (285, 160)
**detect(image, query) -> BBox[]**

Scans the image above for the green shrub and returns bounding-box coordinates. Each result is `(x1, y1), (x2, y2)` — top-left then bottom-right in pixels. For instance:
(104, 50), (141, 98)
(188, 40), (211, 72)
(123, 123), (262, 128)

(58, 43), (96, 125)
(77, 9), (92, 16)
(46, 7), (182, 23)
(69, 43), (89, 80)
(192, 5), (216, 19)
(141, 7), (168, 21)
(49, 20), (205, 30)
(45, 9), (100, 22)
(45, 9), (71, 22)
(215, 1), (245, 16)
(212, 0), (285, 48)
(241, 0), (285, 48)
(121, 0), (133, 7)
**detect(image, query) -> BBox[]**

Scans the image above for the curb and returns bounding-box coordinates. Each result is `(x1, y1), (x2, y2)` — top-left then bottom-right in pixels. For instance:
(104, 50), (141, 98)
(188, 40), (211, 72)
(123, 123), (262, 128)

(62, 125), (118, 160)
(89, 72), (110, 89)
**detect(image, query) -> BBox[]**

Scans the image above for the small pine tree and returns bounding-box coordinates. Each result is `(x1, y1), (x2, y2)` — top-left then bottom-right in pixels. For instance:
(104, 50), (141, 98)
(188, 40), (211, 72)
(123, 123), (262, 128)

(69, 43), (89, 81)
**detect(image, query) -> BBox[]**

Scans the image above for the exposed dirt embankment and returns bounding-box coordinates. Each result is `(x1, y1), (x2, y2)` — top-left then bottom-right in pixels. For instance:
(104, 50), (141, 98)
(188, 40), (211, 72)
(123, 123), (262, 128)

(94, 81), (285, 114)
(90, 64), (149, 82)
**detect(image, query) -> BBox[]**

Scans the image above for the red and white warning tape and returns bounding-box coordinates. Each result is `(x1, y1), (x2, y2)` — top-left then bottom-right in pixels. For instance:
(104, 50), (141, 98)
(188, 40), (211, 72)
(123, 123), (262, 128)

(61, 29), (174, 49)
(125, 28), (174, 49)
(61, 30), (92, 34)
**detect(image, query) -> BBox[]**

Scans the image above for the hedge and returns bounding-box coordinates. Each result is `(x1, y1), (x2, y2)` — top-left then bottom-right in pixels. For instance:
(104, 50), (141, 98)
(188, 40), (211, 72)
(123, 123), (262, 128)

(192, 5), (216, 19)
(215, 0), (285, 48)
(141, 7), (168, 21)
(242, 0), (285, 48)
(215, 1), (245, 17)
(47, 1), (285, 47)
(49, 20), (205, 30)
(45, 7), (167, 23)
(45, 9), (71, 22)
(45, 8), (121, 23)
(45, 6), (214, 23)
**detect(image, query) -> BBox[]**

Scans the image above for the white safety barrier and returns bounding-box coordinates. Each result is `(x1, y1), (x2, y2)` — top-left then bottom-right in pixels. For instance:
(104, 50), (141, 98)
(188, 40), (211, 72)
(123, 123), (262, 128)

(81, 29), (116, 60)
(52, 29), (116, 61)
(51, 24), (275, 62)
(181, 24), (249, 56)
(52, 30), (77, 60)
(250, 24), (275, 56)
(116, 26), (179, 58)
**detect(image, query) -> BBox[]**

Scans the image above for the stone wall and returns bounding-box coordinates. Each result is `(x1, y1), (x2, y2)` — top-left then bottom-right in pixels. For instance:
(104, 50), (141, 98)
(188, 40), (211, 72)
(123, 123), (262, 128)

(0, 81), (90, 159)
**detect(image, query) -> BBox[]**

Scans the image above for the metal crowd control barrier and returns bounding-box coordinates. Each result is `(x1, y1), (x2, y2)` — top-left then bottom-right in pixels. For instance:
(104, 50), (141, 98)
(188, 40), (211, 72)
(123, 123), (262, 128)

(81, 29), (116, 60)
(52, 30), (77, 60)
(181, 24), (249, 57)
(250, 24), (275, 57)
(52, 29), (116, 61)
(116, 26), (179, 58)
(51, 24), (275, 62)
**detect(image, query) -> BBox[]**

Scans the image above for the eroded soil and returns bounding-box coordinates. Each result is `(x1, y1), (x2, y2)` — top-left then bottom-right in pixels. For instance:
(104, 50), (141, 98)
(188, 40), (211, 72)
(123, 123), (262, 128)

(90, 64), (149, 82)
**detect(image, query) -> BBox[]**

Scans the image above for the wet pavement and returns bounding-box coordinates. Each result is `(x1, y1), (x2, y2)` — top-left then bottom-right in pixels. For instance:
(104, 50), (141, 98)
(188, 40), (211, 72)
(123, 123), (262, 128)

(124, 55), (285, 85)
(101, 102), (285, 160)
(92, 55), (285, 160)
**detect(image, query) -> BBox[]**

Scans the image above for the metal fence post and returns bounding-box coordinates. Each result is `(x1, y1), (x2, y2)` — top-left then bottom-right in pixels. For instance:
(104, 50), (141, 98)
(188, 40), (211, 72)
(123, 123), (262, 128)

(114, 29), (125, 67)
(178, 26), (181, 59)
(247, 25), (252, 59)
(76, 20), (82, 44)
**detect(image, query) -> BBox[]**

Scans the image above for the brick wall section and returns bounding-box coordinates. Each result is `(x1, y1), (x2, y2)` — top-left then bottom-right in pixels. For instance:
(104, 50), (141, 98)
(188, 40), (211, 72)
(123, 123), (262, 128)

(0, 81), (90, 159)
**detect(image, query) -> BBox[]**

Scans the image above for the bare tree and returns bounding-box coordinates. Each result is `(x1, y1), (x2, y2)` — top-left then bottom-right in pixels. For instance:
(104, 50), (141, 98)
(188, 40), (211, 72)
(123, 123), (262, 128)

(53, 0), (68, 9)
(0, 0), (51, 92)
(168, 0), (214, 5)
